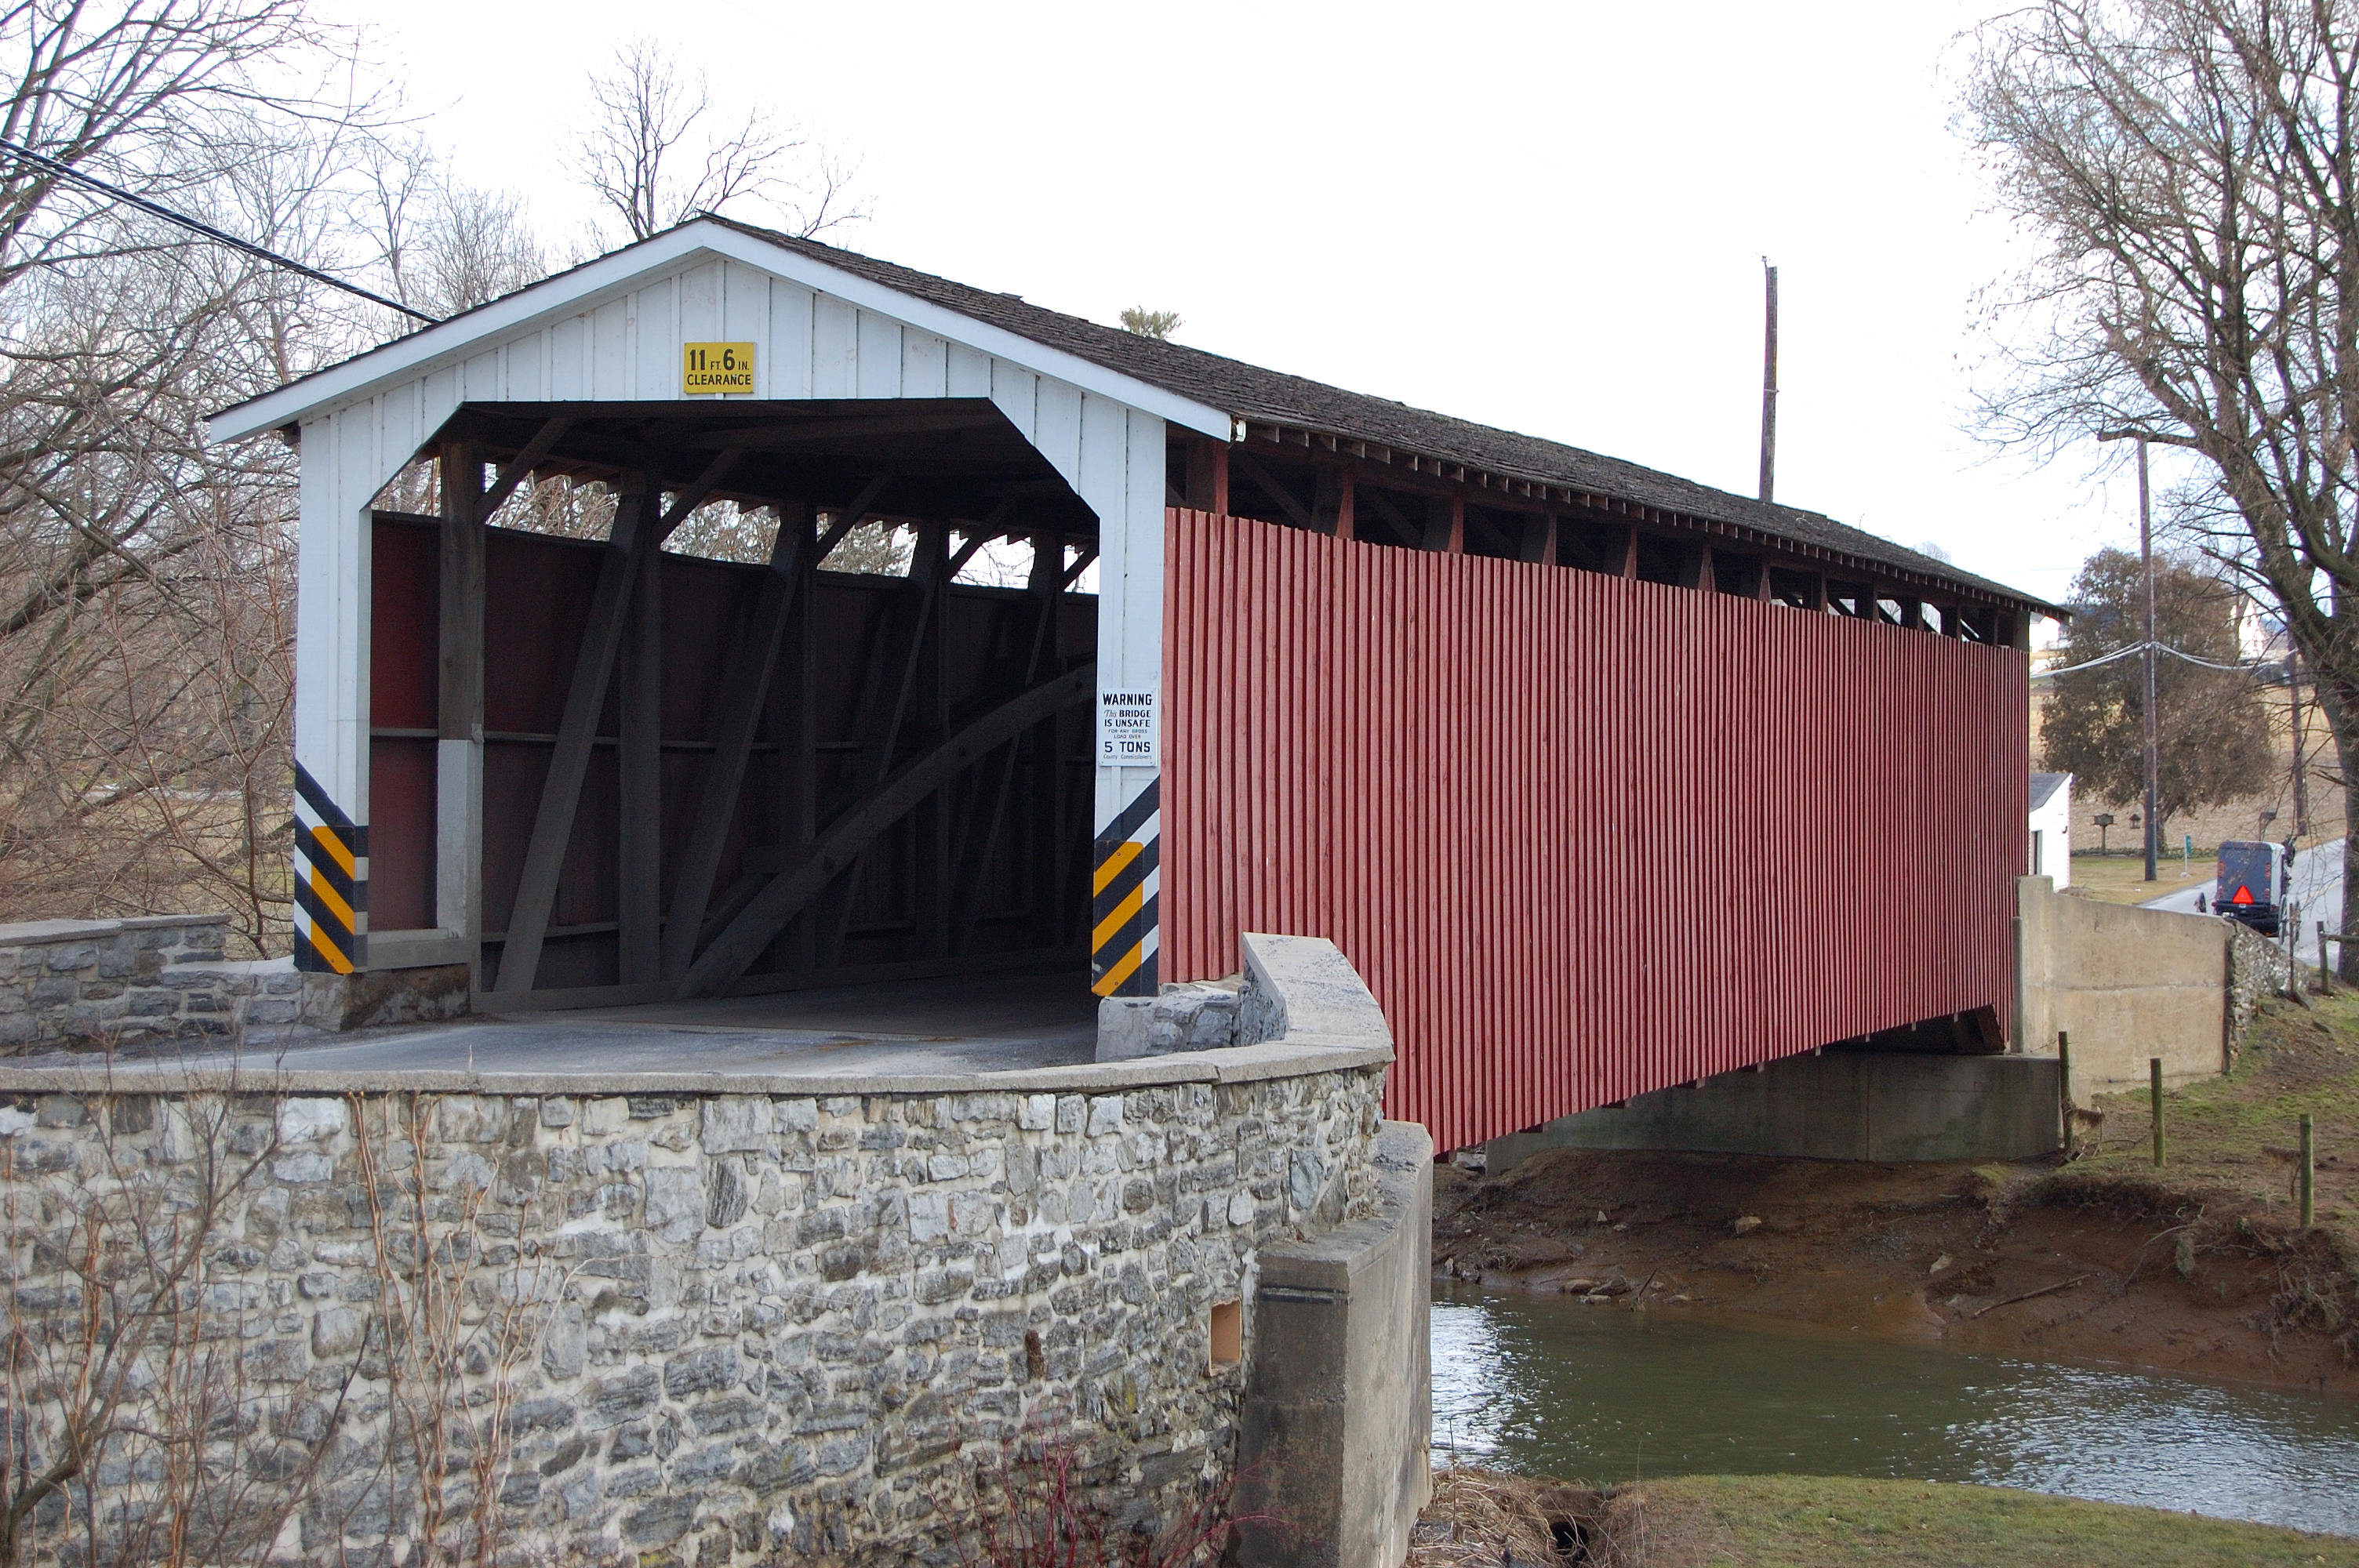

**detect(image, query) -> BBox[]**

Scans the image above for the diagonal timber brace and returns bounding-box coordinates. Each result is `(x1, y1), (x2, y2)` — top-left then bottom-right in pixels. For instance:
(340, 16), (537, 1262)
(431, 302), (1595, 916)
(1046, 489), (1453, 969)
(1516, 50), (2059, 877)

(675, 662), (1096, 1000)
(659, 506), (812, 980)
(493, 451), (743, 994)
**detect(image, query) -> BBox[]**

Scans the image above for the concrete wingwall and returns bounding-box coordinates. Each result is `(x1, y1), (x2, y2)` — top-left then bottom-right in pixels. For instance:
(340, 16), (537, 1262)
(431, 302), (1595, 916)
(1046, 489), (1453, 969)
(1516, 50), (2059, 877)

(1489, 1052), (2062, 1168)
(1235, 1120), (1432, 1568)
(2016, 874), (2232, 1089)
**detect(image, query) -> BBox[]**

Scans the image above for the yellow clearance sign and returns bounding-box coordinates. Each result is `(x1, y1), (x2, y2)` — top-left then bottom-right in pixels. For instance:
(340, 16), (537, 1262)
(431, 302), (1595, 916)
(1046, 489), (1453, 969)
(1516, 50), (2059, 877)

(682, 342), (755, 395)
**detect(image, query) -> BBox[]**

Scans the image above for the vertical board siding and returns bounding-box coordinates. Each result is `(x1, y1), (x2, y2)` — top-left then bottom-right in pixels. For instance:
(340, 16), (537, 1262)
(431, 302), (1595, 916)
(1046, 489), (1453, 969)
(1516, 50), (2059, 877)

(1163, 510), (2028, 1155)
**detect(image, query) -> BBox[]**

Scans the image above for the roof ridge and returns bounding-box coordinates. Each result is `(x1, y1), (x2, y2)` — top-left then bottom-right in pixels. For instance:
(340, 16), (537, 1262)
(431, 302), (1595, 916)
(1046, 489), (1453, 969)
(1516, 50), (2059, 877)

(705, 217), (2052, 614)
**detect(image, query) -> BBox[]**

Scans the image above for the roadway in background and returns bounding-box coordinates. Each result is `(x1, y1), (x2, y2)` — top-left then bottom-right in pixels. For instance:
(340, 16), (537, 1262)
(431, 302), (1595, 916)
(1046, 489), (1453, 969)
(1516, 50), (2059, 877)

(2138, 837), (2345, 944)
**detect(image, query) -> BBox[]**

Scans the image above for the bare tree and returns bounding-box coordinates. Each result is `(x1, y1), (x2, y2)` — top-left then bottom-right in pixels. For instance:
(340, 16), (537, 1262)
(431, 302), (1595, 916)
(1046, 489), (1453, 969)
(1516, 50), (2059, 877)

(0, 7), (403, 954)
(360, 140), (544, 321)
(0, 0), (358, 287)
(572, 40), (860, 246)
(1961, 0), (2359, 967)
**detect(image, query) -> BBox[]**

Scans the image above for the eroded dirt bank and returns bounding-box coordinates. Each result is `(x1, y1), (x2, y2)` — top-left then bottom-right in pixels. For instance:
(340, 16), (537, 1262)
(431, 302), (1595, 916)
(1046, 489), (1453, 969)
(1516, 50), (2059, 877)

(1437, 990), (2359, 1391)
(1436, 1148), (2355, 1390)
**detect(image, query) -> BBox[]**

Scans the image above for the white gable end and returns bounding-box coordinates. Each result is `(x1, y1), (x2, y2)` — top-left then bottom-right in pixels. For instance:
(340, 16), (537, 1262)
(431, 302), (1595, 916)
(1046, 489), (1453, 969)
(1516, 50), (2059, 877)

(209, 221), (1229, 443)
(263, 227), (1179, 880)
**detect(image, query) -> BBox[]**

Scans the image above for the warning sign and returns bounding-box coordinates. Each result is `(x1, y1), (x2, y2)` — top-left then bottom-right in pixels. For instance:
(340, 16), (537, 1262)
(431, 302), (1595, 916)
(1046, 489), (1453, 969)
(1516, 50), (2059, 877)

(682, 342), (756, 395)
(1097, 687), (1158, 767)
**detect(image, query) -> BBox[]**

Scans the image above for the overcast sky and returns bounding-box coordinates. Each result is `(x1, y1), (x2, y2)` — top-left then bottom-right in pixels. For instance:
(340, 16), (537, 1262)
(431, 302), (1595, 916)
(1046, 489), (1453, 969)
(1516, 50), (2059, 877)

(328, 0), (2197, 624)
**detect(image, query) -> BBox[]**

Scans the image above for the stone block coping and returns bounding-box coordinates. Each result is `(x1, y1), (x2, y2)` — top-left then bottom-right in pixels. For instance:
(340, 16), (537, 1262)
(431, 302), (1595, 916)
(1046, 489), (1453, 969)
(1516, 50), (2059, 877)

(0, 1033), (1392, 1098)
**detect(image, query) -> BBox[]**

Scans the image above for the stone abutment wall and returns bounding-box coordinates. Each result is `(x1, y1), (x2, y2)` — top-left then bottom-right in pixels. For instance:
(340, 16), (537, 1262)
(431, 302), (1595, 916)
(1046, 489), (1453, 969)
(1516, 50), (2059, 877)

(0, 955), (1399, 1566)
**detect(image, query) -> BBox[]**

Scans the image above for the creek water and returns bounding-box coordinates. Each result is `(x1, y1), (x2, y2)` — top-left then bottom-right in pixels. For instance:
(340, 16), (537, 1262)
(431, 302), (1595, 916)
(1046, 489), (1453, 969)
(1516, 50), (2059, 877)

(1434, 1283), (2359, 1537)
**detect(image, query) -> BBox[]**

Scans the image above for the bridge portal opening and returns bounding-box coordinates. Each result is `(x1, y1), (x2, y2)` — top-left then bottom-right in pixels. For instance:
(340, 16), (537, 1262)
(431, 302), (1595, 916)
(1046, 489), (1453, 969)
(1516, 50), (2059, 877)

(361, 400), (1102, 1013)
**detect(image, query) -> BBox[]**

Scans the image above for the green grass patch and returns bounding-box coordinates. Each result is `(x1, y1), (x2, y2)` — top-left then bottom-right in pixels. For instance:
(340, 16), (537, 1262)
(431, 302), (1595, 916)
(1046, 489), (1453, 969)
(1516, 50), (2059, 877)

(2068, 991), (2359, 1250)
(1641, 1474), (2353, 1566)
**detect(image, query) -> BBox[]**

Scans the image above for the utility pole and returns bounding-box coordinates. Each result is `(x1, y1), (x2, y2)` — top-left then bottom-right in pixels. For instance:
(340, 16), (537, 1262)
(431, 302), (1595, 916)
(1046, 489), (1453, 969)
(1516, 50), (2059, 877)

(1758, 260), (1779, 504)
(2139, 437), (2158, 883)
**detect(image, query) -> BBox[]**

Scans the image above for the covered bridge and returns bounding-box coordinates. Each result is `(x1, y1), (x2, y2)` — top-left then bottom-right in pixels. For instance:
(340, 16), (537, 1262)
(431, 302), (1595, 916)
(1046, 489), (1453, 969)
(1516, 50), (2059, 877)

(209, 218), (2055, 1153)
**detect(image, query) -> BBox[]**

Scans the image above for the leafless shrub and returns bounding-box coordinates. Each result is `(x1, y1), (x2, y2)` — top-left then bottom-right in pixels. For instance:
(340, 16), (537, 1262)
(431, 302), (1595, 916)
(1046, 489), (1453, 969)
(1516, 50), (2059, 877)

(347, 1091), (570, 1568)
(0, 1080), (352, 1568)
(0, 1073), (579, 1568)
(936, 1419), (1278, 1568)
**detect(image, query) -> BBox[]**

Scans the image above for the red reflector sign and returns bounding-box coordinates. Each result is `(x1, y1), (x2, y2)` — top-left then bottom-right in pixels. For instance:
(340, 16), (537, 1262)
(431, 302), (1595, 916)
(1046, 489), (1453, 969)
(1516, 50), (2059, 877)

(2232, 884), (2255, 905)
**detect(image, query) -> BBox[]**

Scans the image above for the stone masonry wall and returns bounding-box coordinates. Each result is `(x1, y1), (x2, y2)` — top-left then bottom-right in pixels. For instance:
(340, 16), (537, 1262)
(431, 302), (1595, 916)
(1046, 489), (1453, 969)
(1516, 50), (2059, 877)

(0, 914), (305, 1054)
(0, 1064), (1387, 1566)
(2229, 922), (2294, 1066)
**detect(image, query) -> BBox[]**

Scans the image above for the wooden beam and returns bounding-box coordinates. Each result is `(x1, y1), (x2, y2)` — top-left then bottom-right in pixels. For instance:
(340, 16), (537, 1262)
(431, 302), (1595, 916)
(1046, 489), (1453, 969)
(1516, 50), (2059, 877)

(1311, 466), (1349, 538)
(478, 417), (572, 520)
(1520, 513), (1553, 564)
(688, 412), (1001, 449)
(1422, 495), (1465, 554)
(1360, 486), (1415, 546)
(808, 475), (891, 567)
(778, 522), (820, 969)
(659, 504), (814, 981)
(650, 448), (747, 543)
(1183, 438), (1220, 512)
(436, 442), (486, 974)
(947, 530), (991, 578)
(947, 536), (1063, 953)
(815, 524), (951, 966)
(1688, 543), (1716, 592)
(1060, 546), (1098, 591)
(1752, 557), (1773, 601)
(1231, 450), (1315, 529)
(677, 664), (1097, 998)
(1337, 469), (1355, 540)
(492, 477), (656, 993)
(1555, 520), (1602, 570)
(617, 530), (663, 984)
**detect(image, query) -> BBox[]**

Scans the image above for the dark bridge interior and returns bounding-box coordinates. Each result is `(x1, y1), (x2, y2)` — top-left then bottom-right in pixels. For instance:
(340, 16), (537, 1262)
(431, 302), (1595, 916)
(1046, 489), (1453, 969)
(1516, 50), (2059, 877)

(366, 399), (1101, 1004)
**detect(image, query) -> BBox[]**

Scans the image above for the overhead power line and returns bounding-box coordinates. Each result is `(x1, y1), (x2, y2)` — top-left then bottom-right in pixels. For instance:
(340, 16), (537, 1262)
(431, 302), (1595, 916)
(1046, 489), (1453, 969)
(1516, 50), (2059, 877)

(2045, 639), (2254, 677)
(0, 136), (438, 325)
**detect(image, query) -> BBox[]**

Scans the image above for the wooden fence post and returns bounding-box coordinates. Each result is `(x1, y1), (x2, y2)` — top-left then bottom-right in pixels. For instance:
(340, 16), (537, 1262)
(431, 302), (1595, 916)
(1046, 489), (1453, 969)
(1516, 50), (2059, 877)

(2059, 1031), (2074, 1156)
(2150, 1058), (2165, 1167)
(2301, 1112), (2315, 1229)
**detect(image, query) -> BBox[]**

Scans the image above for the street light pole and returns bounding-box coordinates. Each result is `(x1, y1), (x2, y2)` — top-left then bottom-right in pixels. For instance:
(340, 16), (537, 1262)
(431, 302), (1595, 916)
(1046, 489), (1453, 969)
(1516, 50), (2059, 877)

(2139, 437), (2159, 883)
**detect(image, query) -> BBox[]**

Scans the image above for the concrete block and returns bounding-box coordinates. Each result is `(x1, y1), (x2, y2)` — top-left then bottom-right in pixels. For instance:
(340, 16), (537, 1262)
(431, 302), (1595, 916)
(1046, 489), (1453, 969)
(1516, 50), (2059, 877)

(300, 963), (469, 1032)
(1236, 1120), (1430, 1568)
(1094, 996), (1154, 1061)
(1240, 932), (1393, 1046)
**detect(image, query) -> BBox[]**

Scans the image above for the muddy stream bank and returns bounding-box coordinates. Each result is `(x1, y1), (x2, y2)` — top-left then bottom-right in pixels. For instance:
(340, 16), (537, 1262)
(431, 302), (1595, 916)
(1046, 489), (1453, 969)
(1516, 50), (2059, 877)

(1434, 1148), (2359, 1394)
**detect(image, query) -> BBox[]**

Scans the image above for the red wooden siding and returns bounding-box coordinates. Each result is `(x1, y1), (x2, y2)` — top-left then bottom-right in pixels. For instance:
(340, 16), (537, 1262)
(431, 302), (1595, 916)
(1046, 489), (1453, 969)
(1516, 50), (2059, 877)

(1162, 510), (2029, 1154)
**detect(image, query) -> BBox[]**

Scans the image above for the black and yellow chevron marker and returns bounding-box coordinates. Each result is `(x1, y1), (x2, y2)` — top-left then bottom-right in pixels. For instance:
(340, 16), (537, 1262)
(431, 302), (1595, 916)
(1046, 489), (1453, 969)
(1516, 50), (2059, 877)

(1090, 777), (1159, 998)
(292, 762), (367, 975)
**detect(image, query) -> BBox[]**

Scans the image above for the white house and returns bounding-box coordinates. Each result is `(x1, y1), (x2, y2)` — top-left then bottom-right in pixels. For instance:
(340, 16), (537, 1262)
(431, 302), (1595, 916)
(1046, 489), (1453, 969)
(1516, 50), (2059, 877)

(2030, 771), (2072, 887)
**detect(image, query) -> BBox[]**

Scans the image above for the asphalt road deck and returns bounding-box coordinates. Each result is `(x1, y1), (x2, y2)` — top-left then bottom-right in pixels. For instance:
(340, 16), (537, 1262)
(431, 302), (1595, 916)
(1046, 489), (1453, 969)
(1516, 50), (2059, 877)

(8, 969), (1101, 1084)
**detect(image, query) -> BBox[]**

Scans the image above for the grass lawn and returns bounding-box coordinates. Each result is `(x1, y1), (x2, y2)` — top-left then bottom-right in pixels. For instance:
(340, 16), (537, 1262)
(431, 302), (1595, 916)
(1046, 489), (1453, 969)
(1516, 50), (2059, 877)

(2070, 990), (2359, 1246)
(2069, 848), (2208, 906)
(1639, 1475), (2354, 1566)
